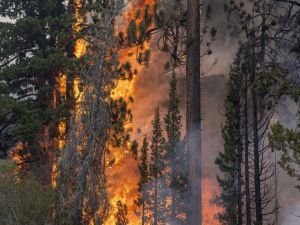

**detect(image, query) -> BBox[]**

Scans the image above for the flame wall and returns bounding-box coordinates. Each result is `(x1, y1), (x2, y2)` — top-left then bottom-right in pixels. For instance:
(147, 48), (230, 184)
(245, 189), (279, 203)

(51, 0), (223, 224)
(106, 1), (223, 225)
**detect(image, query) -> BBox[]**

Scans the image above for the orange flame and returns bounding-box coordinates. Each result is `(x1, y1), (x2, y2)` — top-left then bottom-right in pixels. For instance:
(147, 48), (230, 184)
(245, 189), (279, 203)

(51, 0), (86, 188)
(106, 1), (155, 224)
(107, 1), (222, 225)
(203, 178), (222, 225)
(50, 0), (222, 224)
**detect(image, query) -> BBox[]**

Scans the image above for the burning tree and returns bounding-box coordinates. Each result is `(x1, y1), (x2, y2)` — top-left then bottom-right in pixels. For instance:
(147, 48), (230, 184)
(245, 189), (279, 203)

(56, 1), (130, 224)
(115, 201), (129, 225)
(0, 0), (73, 183)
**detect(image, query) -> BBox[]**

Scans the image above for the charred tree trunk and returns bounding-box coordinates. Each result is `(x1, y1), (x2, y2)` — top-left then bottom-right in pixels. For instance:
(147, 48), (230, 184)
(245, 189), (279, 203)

(253, 3), (266, 223)
(243, 64), (252, 225)
(186, 0), (201, 224)
(251, 52), (263, 225)
(237, 108), (243, 225)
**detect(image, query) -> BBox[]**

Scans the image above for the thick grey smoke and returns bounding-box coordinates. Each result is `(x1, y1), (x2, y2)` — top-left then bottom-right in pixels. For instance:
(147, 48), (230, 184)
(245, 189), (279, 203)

(132, 0), (300, 223)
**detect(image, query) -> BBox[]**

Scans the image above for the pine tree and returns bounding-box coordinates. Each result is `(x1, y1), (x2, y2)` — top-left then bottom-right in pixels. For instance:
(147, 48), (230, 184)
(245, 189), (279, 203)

(215, 51), (244, 225)
(149, 108), (166, 225)
(268, 0), (300, 190)
(224, 1), (298, 224)
(269, 118), (300, 190)
(0, 0), (71, 174)
(136, 137), (150, 225)
(164, 73), (188, 224)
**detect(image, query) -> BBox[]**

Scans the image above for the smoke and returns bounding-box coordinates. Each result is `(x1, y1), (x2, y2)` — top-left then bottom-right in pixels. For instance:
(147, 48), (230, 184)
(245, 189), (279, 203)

(131, 38), (226, 225)
(131, 0), (300, 223)
(129, 1), (231, 223)
(273, 97), (300, 224)
(202, 0), (240, 77)
(280, 201), (300, 225)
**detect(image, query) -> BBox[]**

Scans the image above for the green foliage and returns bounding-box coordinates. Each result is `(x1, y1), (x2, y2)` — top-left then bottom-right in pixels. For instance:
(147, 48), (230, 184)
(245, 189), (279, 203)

(0, 0), (72, 158)
(126, 4), (152, 47)
(135, 75), (188, 224)
(121, 3), (153, 67)
(137, 137), (150, 200)
(164, 74), (181, 143)
(0, 171), (55, 225)
(150, 108), (166, 178)
(148, 108), (168, 225)
(164, 73), (188, 224)
(110, 97), (133, 148)
(135, 137), (150, 225)
(215, 52), (243, 225)
(269, 117), (300, 190)
(0, 160), (16, 174)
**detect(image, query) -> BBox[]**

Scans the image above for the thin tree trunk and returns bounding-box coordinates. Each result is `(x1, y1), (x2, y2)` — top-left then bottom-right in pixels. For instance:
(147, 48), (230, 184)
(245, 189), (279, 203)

(237, 107), (243, 225)
(186, 0), (201, 224)
(243, 68), (251, 225)
(252, 79), (263, 225)
(253, 3), (266, 224)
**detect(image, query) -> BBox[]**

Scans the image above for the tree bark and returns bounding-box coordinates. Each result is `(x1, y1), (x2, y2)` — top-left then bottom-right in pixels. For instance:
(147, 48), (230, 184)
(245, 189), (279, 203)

(250, 27), (263, 223)
(252, 78), (263, 225)
(243, 65), (251, 225)
(186, 0), (201, 224)
(237, 107), (243, 225)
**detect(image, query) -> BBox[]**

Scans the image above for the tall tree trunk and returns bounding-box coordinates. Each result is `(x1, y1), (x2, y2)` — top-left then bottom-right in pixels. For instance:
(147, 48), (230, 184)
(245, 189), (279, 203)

(243, 67), (252, 225)
(252, 79), (263, 225)
(250, 34), (262, 223)
(253, 3), (266, 224)
(186, 0), (201, 224)
(237, 108), (243, 225)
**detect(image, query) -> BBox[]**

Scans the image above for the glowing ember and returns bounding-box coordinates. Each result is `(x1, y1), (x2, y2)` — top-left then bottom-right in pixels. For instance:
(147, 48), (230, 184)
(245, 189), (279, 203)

(105, 1), (155, 224)
(9, 142), (29, 174)
(51, 73), (66, 188)
(51, 0), (86, 188)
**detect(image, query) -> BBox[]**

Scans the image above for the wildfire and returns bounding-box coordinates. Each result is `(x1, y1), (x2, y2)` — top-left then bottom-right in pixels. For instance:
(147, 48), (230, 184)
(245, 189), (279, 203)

(106, 1), (156, 224)
(51, 0), (86, 188)
(51, 72), (66, 188)
(203, 178), (222, 225)
(50, 0), (222, 224)
(107, 1), (222, 224)
(111, 0), (155, 100)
